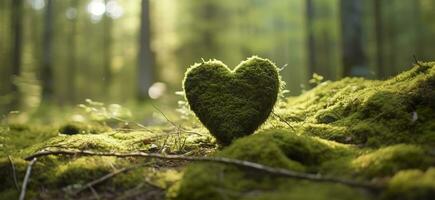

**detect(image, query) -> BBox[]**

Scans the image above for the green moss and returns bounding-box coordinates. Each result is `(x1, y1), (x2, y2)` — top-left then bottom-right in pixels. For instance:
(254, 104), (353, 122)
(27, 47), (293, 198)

(1, 62), (434, 199)
(383, 168), (435, 200)
(239, 184), (367, 200)
(278, 62), (435, 147)
(175, 129), (363, 200)
(0, 123), (58, 157)
(175, 63), (435, 199)
(183, 56), (281, 145)
(58, 122), (110, 135)
(26, 128), (173, 153)
(352, 144), (432, 178)
(0, 157), (27, 192)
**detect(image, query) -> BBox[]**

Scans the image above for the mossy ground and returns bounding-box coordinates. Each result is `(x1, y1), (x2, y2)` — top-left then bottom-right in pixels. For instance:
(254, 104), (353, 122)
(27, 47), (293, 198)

(1, 62), (434, 200)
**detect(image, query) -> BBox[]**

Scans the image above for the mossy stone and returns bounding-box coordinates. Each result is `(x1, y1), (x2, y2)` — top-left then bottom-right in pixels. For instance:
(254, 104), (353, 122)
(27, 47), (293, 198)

(183, 56), (280, 145)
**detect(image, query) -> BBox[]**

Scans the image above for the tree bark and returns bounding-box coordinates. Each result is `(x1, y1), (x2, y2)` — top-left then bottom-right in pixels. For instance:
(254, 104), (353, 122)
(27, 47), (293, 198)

(137, 0), (154, 100)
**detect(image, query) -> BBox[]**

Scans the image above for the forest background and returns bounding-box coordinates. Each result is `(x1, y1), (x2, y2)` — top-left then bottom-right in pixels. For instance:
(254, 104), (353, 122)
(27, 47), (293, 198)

(1, 0), (435, 120)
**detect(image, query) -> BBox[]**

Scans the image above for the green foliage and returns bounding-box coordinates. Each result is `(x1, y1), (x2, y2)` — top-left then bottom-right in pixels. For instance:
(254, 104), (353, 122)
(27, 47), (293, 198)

(309, 73), (325, 86)
(183, 56), (280, 145)
(78, 99), (132, 124)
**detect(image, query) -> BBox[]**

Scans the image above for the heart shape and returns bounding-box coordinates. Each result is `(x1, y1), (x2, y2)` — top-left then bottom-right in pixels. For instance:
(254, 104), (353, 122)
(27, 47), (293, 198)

(183, 56), (280, 145)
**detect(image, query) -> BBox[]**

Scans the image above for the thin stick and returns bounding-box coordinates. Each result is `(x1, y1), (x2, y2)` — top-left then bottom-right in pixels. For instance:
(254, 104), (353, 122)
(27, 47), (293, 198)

(151, 104), (178, 128)
(88, 186), (100, 200)
(19, 158), (37, 200)
(152, 104), (203, 136)
(8, 156), (20, 192)
(272, 111), (295, 131)
(74, 163), (151, 195)
(25, 150), (382, 191)
(111, 116), (150, 131)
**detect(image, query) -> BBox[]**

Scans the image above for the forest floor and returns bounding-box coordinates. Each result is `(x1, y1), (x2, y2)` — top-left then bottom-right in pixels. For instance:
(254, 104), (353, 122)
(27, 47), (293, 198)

(1, 62), (435, 200)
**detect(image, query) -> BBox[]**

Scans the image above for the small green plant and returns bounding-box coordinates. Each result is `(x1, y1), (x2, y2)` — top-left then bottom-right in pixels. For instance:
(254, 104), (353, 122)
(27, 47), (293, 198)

(175, 91), (194, 120)
(77, 99), (133, 126)
(309, 73), (325, 86)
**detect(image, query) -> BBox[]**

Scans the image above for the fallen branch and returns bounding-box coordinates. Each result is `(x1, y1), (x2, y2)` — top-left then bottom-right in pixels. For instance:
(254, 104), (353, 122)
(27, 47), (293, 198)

(25, 150), (383, 191)
(8, 155), (20, 192)
(19, 158), (37, 200)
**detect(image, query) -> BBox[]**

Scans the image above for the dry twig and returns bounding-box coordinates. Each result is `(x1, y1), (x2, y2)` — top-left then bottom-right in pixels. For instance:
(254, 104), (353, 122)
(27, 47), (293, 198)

(272, 111), (295, 131)
(8, 155), (20, 192)
(19, 158), (37, 200)
(152, 104), (203, 137)
(88, 185), (100, 200)
(25, 150), (382, 191)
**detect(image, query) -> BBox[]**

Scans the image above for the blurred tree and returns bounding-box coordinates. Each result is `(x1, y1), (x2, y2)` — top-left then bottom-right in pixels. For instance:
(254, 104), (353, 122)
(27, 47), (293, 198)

(304, 0), (342, 80)
(103, 0), (113, 99)
(66, 0), (79, 103)
(373, 0), (385, 78)
(137, 0), (154, 100)
(306, 0), (316, 79)
(413, 0), (423, 59)
(10, 0), (23, 108)
(420, 0), (435, 61)
(0, 1), (11, 89)
(340, 0), (367, 77)
(41, 0), (54, 99)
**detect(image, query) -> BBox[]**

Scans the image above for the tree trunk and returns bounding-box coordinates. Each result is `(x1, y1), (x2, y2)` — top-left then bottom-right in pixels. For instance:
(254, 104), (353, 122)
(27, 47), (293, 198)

(103, 0), (113, 99)
(10, 0), (23, 109)
(340, 0), (367, 77)
(373, 0), (384, 78)
(41, 0), (54, 99)
(67, 0), (79, 103)
(306, 0), (316, 79)
(137, 0), (154, 100)
(412, 0), (423, 60)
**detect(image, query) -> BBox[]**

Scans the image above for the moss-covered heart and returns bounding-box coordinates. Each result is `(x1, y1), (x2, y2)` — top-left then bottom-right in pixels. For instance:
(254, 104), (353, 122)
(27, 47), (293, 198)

(183, 56), (280, 145)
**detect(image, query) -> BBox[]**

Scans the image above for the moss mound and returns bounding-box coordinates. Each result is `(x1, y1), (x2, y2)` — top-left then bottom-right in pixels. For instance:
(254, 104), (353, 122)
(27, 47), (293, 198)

(176, 129), (366, 200)
(0, 126), (198, 199)
(183, 56), (280, 145)
(352, 144), (432, 178)
(281, 62), (435, 147)
(384, 168), (435, 200)
(176, 62), (435, 200)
